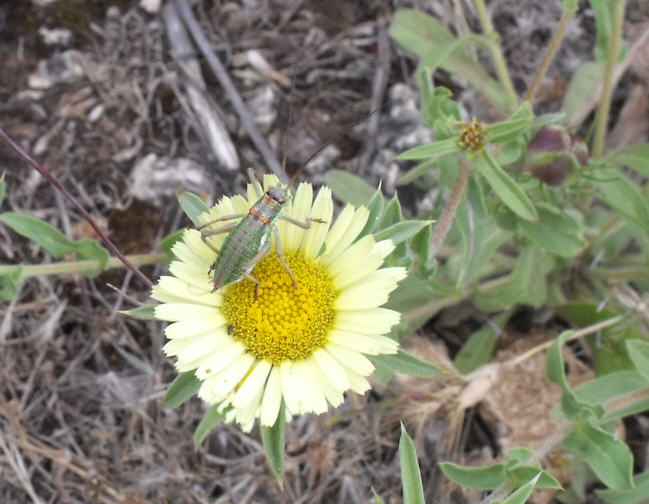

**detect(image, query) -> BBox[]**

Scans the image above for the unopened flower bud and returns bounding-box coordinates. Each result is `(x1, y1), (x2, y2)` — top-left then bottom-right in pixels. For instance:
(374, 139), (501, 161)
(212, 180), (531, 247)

(527, 125), (588, 186)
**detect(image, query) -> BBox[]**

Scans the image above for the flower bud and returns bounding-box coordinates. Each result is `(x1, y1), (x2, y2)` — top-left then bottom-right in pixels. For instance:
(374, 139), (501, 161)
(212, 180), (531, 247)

(527, 125), (588, 186)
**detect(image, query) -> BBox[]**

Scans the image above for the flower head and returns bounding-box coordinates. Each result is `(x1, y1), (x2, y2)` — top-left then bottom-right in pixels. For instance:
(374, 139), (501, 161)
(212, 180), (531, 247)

(152, 175), (406, 430)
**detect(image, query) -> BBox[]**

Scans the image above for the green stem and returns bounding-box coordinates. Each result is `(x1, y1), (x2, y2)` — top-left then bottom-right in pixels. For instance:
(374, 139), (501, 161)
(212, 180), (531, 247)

(592, 0), (626, 157)
(473, 0), (518, 111)
(523, 7), (575, 102)
(0, 253), (166, 279)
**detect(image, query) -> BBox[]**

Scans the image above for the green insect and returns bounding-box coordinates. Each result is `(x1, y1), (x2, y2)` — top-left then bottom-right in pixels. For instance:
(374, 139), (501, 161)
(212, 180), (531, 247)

(196, 168), (325, 297)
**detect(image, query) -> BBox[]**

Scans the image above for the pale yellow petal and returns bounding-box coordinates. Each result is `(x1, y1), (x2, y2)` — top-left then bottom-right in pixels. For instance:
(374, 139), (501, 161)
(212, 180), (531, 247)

(300, 360), (329, 414)
(262, 174), (280, 191)
(327, 329), (398, 355)
(168, 261), (211, 293)
(334, 268), (407, 310)
(164, 314), (227, 340)
(300, 187), (333, 259)
(233, 360), (272, 408)
(155, 303), (221, 322)
(333, 307), (401, 335)
(320, 205), (369, 264)
(163, 330), (229, 362)
(321, 204), (354, 255)
(152, 276), (221, 305)
(231, 194), (250, 214)
(310, 359), (345, 407)
(326, 343), (375, 376)
(282, 182), (313, 253)
(346, 369), (371, 394)
(260, 366), (283, 426)
(176, 229), (216, 265)
(196, 341), (246, 380)
(198, 352), (256, 403)
(280, 360), (326, 415)
(312, 348), (350, 392)
(325, 235), (375, 282)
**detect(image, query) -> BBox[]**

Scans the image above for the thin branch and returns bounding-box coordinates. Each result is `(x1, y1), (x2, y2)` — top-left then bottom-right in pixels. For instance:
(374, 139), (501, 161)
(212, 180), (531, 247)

(0, 127), (154, 288)
(173, 0), (283, 178)
(472, 0), (518, 111)
(431, 158), (470, 255)
(592, 1), (626, 157)
(523, 7), (575, 103)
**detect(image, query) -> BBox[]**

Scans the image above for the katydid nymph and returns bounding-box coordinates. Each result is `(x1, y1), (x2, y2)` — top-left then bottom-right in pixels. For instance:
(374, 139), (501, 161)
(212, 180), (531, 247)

(196, 168), (326, 298)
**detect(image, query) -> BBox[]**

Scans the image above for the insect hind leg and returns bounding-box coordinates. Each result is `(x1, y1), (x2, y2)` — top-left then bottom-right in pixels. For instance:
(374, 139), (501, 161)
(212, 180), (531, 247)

(279, 214), (327, 229)
(200, 221), (238, 255)
(274, 227), (297, 288)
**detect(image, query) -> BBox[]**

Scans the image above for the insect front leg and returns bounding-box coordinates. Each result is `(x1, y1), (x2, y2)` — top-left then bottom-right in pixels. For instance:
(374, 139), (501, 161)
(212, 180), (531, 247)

(200, 221), (238, 255)
(274, 226), (297, 288)
(196, 213), (247, 230)
(242, 240), (272, 301)
(279, 214), (327, 229)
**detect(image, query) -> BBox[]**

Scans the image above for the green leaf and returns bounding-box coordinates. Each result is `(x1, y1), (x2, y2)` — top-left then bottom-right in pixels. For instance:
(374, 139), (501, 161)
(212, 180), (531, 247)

(0, 265), (23, 301)
(371, 488), (386, 504)
(453, 313), (507, 373)
(178, 192), (210, 226)
(0, 173), (5, 207)
(486, 102), (533, 144)
(598, 471), (649, 504)
(373, 220), (432, 246)
(0, 213), (109, 275)
(626, 340), (649, 382)
(508, 466), (562, 490)
(517, 205), (586, 258)
(493, 474), (539, 504)
(478, 151), (537, 221)
(163, 371), (200, 408)
(399, 424), (425, 504)
(410, 222), (432, 270)
(379, 196), (403, 229)
(563, 418), (634, 491)
(596, 169), (649, 239)
(590, 0), (627, 62)
(358, 188), (385, 239)
(397, 137), (460, 161)
(261, 400), (286, 482)
(474, 245), (552, 311)
(507, 447), (535, 463)
(610, 143), (649, 177)
(546, 330), (600, 420)
(370, 350), (440, 378)
(324, 170), (375, 207)
(454, 178), (510, 288)
(440, 461), (506, 490)
(193, 405), (229, 447)
(397, 158), (438, 185)
(421, 87), (461, 136)
(159, 229), (185, 263)
(389, 9), (509, 111)
(562, 62), (604, 125)
(119, 305), (157, 320)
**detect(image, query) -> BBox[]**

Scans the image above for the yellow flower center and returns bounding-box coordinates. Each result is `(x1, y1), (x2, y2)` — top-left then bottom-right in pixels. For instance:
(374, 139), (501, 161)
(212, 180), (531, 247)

(458, 117), (486, 153)
(221, 253), (336, 365)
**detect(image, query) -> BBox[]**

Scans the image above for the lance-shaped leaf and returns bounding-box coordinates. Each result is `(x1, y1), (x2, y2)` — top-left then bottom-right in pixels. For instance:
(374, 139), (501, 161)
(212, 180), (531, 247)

(194, 405), (230, 447)
(517, 204), (586, 258)
(261, 400), (286, 482)
(178, 192), (210, 226)
(371, 350), (440, 378)
(389, 9), (510, 111)
(440, 461), (506, 490)
(324, 170), (376, 206)
(397, 137), (460, 161)
(399, 424), (425, 504)
(486, 102), (533, 144)
(563, 418), (634, 491)
(478, 151), (537, 221)
(0, 213), (109, 275)
(163, 371), (201, 408)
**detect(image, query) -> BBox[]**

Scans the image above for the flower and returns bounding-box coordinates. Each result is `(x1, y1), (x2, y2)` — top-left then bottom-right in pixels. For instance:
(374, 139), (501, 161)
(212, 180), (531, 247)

(152, 175), (406, 430)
